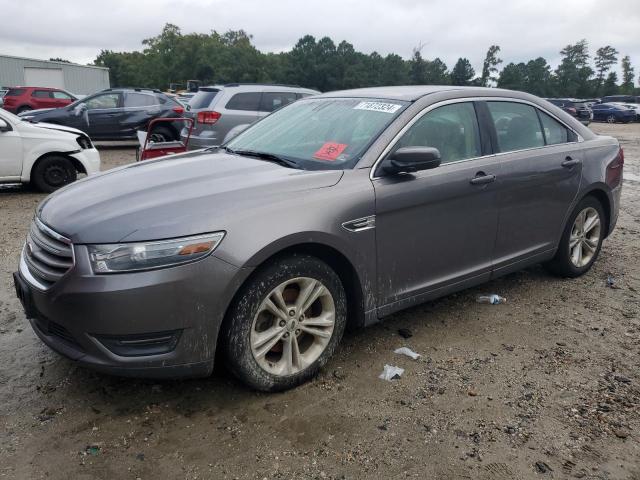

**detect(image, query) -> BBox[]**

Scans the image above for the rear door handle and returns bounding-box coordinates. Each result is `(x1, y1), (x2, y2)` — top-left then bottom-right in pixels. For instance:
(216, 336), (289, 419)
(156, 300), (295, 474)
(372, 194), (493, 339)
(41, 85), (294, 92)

(470, 173), (496, 185)
(562, 157), (581, 168)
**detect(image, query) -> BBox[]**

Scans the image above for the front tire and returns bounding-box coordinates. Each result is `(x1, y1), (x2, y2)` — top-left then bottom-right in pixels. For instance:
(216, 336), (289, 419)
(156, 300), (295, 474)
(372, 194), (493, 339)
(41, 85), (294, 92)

(222, 254), (347, 391)
(545, 196), (605, 278)
(606, 114), (616, 124)
(31, 155), (77, 193)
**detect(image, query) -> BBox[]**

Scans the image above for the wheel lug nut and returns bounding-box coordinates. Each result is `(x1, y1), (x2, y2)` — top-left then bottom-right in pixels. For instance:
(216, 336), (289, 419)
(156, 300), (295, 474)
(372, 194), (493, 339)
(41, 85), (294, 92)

(295, 329), (301, 335)
(279, 320), (286, 327)
(289, 309), (296, 317)
(283, 332), (289, 338)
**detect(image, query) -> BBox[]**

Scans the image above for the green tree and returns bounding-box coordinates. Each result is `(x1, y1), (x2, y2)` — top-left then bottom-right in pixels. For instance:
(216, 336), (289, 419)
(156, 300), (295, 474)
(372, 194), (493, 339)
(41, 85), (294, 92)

(555, 39), (593, 97)
(451, 58), (475, 86)
(480, 45), (502, 87)
(620, 55), (635, 94)
(408, 49), (427, 84)
(602, 71), (619, 96)
(425, 58), (449, 84)
(594, 45), (619, 95)
(497, 62), (527, 91)
(525, 57), (553, 96)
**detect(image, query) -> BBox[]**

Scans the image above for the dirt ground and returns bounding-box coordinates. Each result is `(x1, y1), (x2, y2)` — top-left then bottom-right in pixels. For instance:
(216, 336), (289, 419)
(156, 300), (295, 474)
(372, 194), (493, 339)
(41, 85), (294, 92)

(0, 124), (639, 480)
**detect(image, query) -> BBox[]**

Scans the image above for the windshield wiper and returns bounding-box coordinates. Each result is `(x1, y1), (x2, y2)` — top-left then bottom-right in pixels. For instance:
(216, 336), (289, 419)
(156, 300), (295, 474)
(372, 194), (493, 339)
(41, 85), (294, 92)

(224, 147), (300, 169)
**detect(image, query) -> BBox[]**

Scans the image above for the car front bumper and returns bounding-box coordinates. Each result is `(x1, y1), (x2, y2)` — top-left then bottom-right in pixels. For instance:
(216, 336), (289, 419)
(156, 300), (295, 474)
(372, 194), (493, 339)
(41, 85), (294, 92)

(71, 148), (101, 176)
(15, 245), (247, 379)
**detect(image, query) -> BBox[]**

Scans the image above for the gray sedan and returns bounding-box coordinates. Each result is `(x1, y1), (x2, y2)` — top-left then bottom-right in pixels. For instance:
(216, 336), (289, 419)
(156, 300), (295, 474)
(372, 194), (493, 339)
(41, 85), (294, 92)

(14, 86), (623, 391)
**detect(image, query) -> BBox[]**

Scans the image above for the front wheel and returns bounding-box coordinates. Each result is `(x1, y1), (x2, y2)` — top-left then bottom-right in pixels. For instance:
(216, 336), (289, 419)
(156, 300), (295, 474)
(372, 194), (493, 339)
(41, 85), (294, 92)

(222, 254), (347, 391)
(545, 196), (605, 278)
(606, 114), (616, 123)
(31, 155), (77, 193)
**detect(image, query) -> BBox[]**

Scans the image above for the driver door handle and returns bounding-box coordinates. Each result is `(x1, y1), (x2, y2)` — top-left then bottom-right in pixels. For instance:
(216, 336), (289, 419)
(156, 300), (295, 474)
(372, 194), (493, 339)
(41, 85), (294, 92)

(562, 156), (581, 168)
(470, 173), (496, 185)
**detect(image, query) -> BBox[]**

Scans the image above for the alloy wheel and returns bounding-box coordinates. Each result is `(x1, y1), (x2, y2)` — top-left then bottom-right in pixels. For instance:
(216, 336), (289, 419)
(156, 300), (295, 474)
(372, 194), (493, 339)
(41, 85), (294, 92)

(569, 207), (601, 268)
(606, 115), (616, 123)
(250, 277), (335, 376)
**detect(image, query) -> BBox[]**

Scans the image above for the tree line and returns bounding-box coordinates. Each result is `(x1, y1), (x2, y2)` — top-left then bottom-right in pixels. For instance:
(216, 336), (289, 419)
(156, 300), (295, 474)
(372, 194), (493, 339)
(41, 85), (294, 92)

(95, 24), (638, 98)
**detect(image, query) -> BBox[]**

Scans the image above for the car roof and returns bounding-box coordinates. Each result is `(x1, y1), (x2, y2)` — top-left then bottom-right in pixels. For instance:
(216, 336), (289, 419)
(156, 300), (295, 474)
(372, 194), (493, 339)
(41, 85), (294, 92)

(12, 86), (62, 91)
(199, 84), (319, 94)
(313, 85), (535, 101)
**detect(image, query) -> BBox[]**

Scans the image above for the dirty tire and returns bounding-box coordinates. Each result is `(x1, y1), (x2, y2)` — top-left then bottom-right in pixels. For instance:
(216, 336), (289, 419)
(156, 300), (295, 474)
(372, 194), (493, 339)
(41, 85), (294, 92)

(222, 254), (347, 392)
(31, 155), (77, 193)
(545, 196), (605, 278)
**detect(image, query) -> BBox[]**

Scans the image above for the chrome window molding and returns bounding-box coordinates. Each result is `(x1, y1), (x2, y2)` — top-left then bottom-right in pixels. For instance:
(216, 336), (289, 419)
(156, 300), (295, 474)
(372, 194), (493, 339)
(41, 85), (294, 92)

(370, 96), (585, 180)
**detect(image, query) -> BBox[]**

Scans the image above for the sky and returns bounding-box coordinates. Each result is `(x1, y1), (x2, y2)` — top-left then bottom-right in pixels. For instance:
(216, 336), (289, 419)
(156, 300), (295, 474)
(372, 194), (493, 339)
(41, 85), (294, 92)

(1, 0), (639, 77)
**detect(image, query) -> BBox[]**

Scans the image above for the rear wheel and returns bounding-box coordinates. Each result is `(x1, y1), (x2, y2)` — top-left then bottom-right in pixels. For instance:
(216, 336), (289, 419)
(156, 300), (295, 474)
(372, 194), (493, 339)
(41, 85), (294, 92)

(148, 125), (173, 143)
(17, 105), (32, 114)
(31, 155), (77, 193)
(222, 254), (347, 391)
(606, 114), (616, 123)
(545, 196), (605, 278)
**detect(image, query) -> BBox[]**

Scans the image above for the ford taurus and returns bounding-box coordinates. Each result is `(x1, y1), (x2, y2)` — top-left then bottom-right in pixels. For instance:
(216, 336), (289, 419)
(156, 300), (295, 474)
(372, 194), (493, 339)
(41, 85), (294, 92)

(14, 86), (623, 391)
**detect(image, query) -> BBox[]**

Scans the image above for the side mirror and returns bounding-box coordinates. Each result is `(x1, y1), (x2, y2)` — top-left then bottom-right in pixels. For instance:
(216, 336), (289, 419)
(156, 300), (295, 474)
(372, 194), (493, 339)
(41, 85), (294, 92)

(384, 147), (441, 175)
(0, 118), (10, 132)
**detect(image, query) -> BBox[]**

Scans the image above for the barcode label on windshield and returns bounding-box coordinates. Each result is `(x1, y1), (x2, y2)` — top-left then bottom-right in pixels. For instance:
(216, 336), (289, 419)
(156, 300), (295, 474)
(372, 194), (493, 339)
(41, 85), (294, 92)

(354, 101), (402, 113)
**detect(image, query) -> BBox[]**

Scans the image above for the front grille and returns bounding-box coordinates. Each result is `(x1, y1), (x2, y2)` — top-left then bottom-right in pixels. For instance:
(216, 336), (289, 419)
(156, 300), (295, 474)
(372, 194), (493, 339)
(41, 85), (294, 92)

(24, 218), (73, 288)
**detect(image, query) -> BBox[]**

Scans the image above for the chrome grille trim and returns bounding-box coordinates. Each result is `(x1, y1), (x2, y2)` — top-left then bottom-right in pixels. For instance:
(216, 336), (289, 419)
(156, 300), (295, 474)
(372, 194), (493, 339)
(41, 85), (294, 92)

(21, 218), (74, 290)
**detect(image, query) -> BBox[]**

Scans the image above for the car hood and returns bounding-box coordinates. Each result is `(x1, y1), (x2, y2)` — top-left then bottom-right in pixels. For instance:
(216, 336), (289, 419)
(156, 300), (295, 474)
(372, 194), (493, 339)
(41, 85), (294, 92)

(20, 108), (56, 116)
(23, 121), (86, 137)
(38, 151), (344, 243)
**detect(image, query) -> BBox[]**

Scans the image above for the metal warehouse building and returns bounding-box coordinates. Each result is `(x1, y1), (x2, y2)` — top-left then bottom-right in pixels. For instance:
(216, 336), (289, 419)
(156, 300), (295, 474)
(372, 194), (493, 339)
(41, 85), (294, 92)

(0, 54), (110, 95)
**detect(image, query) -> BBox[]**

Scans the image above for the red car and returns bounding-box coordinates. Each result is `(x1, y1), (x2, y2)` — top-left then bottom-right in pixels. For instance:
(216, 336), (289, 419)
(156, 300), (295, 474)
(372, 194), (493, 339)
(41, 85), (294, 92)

(1, 86), (77, 114)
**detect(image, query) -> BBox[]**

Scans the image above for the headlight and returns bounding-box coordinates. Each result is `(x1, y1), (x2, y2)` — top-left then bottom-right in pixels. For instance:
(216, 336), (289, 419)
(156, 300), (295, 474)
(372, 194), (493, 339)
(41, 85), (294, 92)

(76, 135), (92, 149)
(87, 232), (224, 273)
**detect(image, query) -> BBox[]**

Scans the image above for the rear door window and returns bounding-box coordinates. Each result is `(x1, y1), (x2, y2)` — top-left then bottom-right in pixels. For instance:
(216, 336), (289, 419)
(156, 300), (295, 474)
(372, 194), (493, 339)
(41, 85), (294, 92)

(32, 90), (51, 98)
(225, 92), (261, 111)
(189, 88), (219, 109)
(538, 111), (569, 145)
(487, 102), (545, 153)
(52, 91), (73, 100)
(259, 92), (298, 112)
(125, 92), (158, 108)
(394, 102), (481, 164)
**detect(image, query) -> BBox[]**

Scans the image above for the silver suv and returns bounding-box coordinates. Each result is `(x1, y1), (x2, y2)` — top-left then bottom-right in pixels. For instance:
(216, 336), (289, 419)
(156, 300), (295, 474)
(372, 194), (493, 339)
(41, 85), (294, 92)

(181, 83), (319, 149)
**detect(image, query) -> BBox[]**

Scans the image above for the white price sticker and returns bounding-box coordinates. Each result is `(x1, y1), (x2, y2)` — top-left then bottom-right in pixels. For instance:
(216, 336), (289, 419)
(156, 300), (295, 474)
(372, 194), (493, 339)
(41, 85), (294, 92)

(354, 101), (402, 113)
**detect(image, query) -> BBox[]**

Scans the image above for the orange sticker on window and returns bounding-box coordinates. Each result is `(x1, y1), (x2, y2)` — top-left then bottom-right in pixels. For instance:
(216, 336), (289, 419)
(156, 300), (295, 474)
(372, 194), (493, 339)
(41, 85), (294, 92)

(313, 142), (347, 161)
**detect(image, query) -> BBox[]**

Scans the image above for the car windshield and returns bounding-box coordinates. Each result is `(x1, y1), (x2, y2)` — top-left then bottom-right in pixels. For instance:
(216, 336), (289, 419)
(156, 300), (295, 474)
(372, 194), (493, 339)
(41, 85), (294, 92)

(225, 97), (409, 170)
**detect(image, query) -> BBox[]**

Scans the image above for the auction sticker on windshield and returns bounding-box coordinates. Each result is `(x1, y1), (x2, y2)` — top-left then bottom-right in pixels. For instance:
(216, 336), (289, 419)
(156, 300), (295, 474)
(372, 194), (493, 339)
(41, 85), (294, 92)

(354, 101), (402, 113)
(314, 142), (348, 161)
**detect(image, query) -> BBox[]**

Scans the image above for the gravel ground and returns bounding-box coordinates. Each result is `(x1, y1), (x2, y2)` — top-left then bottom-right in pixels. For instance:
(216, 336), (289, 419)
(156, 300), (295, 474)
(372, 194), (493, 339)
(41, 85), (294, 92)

(0, 124), (639, 479)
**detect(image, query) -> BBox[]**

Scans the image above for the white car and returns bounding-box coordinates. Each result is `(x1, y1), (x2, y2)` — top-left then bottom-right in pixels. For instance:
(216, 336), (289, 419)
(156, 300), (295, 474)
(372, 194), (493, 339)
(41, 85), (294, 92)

(0, 108), (100, 192)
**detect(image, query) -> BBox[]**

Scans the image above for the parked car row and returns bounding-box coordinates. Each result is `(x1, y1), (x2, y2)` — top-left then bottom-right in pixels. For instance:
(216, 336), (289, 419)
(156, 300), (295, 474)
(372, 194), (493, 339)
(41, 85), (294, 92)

(545, 96), (640, 124)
